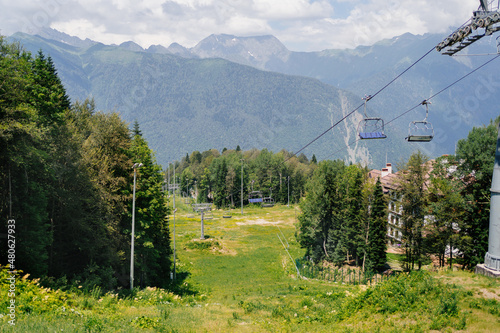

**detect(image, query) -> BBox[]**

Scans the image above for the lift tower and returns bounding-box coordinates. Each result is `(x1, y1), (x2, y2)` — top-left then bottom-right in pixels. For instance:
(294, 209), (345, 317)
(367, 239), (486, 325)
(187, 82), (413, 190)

(440, 2), (500, 277)
(436, 1), (500, 56)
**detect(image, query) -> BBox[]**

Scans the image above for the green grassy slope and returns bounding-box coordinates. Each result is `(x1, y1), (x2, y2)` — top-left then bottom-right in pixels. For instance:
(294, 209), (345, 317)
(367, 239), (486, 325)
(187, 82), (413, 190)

(2, 198), (500, 332)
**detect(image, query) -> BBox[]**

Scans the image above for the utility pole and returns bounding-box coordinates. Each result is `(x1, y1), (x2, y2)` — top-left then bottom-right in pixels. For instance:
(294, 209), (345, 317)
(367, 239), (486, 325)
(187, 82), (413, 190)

(287, 176), (290, 207)
(131, 162), (143, 290)
(168, 163), (179, 281)
(241, 159), (244, 215)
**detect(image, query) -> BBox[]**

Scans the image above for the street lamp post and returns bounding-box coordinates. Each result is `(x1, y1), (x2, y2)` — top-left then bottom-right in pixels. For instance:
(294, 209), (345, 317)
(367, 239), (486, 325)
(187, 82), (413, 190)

(131, 162), (143, 290)
(287, 176), (290, 208)
(241, 159), (244, 215)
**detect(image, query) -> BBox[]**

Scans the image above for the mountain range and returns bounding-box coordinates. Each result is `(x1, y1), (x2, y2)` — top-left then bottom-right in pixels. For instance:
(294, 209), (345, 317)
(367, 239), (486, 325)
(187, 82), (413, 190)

(7, 28), (500, 168)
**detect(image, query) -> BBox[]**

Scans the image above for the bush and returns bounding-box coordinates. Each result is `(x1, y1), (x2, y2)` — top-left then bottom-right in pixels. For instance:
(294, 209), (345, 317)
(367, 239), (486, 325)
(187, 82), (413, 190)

(185, 239), (221, 251)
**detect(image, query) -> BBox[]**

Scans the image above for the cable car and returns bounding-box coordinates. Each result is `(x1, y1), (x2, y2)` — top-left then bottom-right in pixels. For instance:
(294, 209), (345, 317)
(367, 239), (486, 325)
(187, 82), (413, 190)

(248, 191), (263, 204)
(357, 95), (387, 140)
(406, 100), (434, 142)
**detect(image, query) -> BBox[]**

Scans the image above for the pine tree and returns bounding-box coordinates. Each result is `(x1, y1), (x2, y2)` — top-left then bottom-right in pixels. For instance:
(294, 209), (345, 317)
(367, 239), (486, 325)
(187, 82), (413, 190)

(297, 160), (344, 263)
(427, 156), (465, 268)
(30, 51), (70, 127)
(365, 178), (387, 273)
(397, 151), (429, 271)
(339, 165), (364, 265)
(129, 132), (171, 287)
(132, 120), (142, 136)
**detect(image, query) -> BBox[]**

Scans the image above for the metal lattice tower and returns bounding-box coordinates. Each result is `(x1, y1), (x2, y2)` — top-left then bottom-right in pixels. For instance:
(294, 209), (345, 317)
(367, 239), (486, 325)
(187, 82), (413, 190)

(437, 1), (500, 55)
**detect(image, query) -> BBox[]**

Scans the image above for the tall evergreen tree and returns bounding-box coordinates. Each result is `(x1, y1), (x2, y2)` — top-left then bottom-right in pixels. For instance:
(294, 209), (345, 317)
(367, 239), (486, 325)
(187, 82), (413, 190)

(427, 156), (465, 268)
(397, 151), (429, 271)
(297, 160), (344, 263)
(132, 120), (142, 136)
(339, 165), (364, 265)
(365, 178), (387, 273)
(30, 51), (70, 127)
(129, 130), (171, 287)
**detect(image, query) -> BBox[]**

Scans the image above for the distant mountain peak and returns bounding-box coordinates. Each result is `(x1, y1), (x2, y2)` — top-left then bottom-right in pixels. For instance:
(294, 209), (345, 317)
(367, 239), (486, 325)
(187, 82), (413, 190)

(36, 27), (96, 48)
(119, 41), (143, 52)
(191, 33), (290, 68)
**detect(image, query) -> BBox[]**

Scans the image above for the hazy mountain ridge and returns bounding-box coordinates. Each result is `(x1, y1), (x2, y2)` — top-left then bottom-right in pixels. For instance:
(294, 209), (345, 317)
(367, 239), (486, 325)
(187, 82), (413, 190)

(8, 28), (500, 167)
(11, 30), (407, 167)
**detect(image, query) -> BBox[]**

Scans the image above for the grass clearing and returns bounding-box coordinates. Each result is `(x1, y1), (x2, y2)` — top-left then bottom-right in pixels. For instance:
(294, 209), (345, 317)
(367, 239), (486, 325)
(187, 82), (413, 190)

(1, 201), (500, 332)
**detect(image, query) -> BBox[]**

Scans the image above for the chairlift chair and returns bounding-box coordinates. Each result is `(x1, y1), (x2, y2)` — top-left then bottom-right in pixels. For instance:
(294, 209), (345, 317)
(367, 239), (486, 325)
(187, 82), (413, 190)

(248, 191), (263, 204)
(223, 206), (232, 218)
(357, 95), (387, 140)
(262, 197), (275, 208)
(406, 100), (434, 142)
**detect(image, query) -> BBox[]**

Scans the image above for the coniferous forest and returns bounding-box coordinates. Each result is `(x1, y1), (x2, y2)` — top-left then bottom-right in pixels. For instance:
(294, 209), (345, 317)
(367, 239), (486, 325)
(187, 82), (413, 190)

(0, 37), (170, 289)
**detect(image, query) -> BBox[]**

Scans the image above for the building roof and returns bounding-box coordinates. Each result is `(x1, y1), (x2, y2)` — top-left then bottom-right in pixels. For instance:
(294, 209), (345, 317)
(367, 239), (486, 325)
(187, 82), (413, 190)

(369, 159), (436, 194)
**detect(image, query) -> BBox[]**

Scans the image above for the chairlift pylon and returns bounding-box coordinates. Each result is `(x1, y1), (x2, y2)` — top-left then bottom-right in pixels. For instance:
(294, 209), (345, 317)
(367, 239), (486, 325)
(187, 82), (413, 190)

(357, 95), (387, 140)
(406, 100), (434, 142)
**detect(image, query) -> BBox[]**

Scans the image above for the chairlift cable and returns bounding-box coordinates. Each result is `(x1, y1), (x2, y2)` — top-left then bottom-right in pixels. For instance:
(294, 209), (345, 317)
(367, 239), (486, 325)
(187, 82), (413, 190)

(324, 53), (500, 160)
(284, 46), (435, 163)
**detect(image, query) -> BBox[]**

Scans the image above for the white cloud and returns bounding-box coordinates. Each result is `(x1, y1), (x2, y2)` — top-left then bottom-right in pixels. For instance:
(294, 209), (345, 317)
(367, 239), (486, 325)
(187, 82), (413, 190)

(0, 0), (484, 51)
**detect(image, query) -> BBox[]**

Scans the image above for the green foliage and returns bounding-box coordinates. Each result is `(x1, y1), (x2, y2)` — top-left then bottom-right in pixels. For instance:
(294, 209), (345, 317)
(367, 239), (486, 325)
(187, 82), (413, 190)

(427, 155), (465, 268)
(130, 315), (159, 329)
(0, 36), (172, 289)
(365, 178), (387, 273)
(455, 117), (499, 269)
(337, 271), (462, 320)
(84, 316), (105, 332)
(296, 160), (376, 268)
(185, 239), (221, 251)
(129, 130), (172, 288)
(173, 147), (314, 208)
(397, 151), (429, 271)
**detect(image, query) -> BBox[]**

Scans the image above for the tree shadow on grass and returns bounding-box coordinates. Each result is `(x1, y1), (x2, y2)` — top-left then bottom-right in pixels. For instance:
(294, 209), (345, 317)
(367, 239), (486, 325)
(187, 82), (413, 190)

(167, 270), (199, 296)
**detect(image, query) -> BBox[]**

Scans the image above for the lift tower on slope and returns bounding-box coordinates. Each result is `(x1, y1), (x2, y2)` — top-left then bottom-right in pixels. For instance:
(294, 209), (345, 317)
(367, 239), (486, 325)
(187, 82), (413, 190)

(439, 1), (500, 277)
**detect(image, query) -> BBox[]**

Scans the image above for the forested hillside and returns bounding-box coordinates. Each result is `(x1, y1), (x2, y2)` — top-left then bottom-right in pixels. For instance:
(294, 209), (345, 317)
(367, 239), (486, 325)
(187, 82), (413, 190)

(169, 147), (316, 209)
(9, 31), (416, 168)
(0, 37), (170, 289)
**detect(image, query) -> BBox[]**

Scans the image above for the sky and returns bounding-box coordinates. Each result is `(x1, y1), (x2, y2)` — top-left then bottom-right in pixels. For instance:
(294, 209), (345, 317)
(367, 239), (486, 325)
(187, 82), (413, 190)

(0, 0), (482, 52)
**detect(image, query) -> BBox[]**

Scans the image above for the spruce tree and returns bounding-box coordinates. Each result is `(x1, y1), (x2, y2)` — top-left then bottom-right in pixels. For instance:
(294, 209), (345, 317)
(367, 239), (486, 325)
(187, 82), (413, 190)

(366, 178), (387, 273)
(397, 151), (429, 270)
(129, 131), (171, 287)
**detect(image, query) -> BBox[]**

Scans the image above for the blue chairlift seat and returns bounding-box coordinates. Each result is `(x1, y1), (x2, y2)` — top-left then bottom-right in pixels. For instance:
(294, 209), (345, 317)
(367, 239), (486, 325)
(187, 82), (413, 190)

(249, 191), (263, 203)
(357, 117), (387, 140)
(359, 131), (387, 139)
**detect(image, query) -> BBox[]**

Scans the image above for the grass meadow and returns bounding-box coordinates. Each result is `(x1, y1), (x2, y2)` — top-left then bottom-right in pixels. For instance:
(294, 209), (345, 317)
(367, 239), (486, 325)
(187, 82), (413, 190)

(1, 199), (500, 332)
